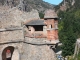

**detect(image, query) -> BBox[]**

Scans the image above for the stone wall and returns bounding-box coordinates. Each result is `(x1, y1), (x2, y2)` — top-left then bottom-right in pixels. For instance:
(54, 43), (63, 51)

(0, 43), (22, 60)
(0, 7), (24, 43)
(21, 43), (57, 60)
(22, 37), (57, 60)
(0, 7), (40, 28)
(0, 6), (40, 43)
(0, 30), (24, 43)
(25, 37), (47, 44)
(0, 6), (57, 60)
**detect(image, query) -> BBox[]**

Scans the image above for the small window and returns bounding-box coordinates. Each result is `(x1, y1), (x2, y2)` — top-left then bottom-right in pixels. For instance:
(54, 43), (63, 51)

(49, 25), (52, 28)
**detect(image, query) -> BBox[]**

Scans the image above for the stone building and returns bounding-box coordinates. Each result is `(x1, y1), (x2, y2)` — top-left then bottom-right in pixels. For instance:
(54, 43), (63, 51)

(0, 7), (59, 60)
(24, 9), (58, 41)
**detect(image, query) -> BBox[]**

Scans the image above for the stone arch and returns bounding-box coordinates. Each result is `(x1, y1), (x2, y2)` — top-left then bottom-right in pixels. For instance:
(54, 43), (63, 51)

(2, 46), (14, 60)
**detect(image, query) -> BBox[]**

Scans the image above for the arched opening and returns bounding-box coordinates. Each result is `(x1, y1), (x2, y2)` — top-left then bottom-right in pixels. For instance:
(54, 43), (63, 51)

(2, 46), (14, 60)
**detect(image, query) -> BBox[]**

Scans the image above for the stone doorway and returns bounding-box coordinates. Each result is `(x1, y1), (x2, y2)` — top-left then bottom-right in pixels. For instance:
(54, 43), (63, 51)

(2, 46), (14, 60)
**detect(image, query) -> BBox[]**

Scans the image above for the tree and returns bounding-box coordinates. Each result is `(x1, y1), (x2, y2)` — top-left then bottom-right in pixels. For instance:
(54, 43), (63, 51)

(57, 0), (80, 58)
(58, 12), (76, 57)
(39, 12), (44, 19)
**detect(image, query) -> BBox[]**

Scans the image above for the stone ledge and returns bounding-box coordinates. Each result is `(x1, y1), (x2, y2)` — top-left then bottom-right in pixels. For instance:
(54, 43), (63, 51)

(0, 27), (23, 32)
(25, 37), (59, 45)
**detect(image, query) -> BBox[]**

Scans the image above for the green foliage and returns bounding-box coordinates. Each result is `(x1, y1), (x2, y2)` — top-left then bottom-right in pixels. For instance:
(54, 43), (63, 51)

(57, 0), (80, 58)
(77, 51), (80, 60)
(39, 12), (44, 19)
(74, 0), (80, 9)
(58, 11), (78, 57)
(75, 10), (80, 19)
(68, 51), (80, 60)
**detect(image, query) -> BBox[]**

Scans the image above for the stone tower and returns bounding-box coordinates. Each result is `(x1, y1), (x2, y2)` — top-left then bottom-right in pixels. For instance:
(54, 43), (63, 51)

(44, 9), (58, 41)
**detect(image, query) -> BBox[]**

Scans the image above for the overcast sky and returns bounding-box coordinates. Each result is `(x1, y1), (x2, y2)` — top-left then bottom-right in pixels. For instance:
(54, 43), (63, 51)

(43, 0), (63, 5)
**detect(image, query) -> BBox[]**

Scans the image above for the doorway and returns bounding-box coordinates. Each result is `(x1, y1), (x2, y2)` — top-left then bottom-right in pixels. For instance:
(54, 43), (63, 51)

(2, 46), (14, 60)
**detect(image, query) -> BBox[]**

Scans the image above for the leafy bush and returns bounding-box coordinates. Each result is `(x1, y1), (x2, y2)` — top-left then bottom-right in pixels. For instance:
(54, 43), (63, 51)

(39, 12), (44, 19)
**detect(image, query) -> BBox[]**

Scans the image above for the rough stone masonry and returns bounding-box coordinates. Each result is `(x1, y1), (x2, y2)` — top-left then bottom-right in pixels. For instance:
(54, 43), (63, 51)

(0, 6), (57, 60)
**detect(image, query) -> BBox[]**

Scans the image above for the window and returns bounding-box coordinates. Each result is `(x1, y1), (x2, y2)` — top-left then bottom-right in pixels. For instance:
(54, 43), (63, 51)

(33, 25), (43, 31)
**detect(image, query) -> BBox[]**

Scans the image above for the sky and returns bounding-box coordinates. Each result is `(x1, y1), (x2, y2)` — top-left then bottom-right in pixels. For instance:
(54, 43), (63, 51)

(43, 0), (63, 5)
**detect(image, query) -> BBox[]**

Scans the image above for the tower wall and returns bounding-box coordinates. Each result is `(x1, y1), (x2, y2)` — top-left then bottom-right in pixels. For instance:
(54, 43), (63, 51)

(44, 9), (58, 41)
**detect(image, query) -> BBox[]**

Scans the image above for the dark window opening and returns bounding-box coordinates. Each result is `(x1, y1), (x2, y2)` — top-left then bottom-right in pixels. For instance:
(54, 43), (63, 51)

(51, 25), (52, 28)
(33, 25), (43, 31)
(49, 25), (53, 28)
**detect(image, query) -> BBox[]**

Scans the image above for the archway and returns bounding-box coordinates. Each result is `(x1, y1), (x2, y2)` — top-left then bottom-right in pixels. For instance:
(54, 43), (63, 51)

(2, 46), (14, 60)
